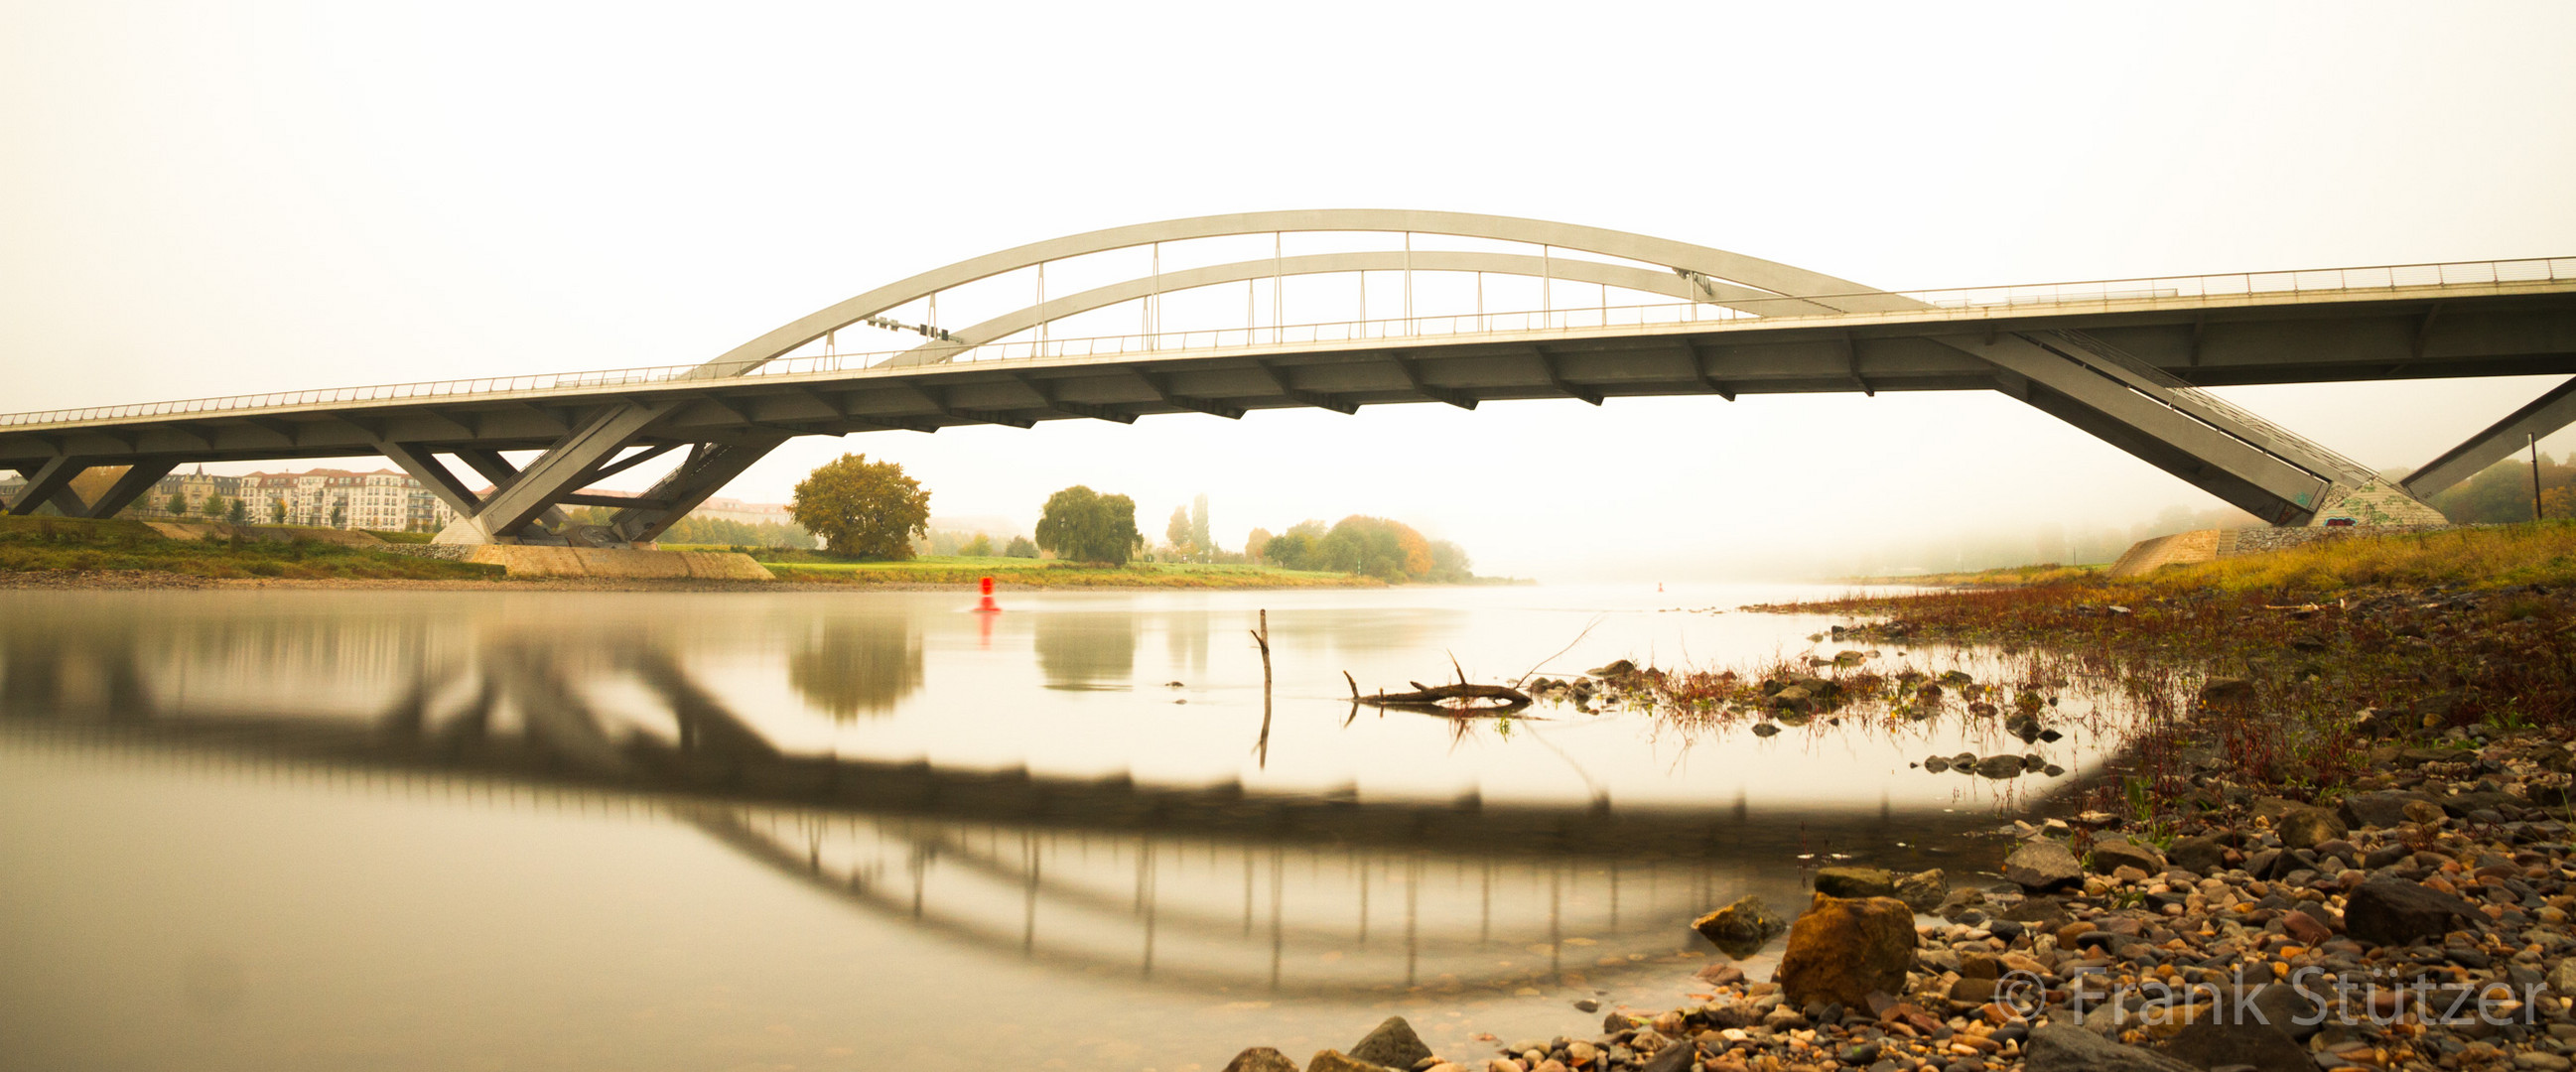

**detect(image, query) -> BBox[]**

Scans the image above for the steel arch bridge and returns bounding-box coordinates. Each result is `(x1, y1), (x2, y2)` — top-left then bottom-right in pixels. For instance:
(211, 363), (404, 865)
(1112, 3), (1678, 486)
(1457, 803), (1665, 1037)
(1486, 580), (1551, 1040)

(5, 209), (2575, 543)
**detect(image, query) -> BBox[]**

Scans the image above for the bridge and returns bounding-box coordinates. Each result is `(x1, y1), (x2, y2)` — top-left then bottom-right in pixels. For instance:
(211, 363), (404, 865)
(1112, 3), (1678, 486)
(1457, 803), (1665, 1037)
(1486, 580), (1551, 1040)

(4, 209), (2572, 543)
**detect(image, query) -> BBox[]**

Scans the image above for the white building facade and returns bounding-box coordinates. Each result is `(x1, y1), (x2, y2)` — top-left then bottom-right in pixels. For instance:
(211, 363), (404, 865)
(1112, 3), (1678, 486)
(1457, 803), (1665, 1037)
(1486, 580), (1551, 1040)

(240, 469), (456, 532)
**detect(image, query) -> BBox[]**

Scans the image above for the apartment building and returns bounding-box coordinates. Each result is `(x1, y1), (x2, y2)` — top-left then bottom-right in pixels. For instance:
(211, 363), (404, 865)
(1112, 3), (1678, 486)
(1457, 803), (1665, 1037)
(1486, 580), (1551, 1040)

(692, 495), (795, 526)
(5, 466), (454, 530)
(238, 469), (457, 532)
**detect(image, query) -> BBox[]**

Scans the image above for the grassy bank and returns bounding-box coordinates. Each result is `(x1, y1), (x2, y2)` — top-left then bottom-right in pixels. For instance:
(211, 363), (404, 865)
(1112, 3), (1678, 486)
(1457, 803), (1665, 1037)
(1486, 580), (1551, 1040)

(0, 516), (500, 581)
(757, 555), (1381, 589)
(1841, 562), (2107, 588)
(2153, 519), (2576, 592)
(1757, 520), (2576, 814)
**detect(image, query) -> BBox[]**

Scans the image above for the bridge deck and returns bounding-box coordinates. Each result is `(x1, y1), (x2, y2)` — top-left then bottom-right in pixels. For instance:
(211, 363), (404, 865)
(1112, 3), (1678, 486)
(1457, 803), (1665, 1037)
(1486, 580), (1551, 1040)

(6, 272), (2575, 469)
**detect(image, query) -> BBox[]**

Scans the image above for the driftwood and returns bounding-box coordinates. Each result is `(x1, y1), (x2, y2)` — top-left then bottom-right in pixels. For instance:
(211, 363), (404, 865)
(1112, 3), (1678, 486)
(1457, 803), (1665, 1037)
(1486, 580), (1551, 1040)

(1345, 669), (1532, 714)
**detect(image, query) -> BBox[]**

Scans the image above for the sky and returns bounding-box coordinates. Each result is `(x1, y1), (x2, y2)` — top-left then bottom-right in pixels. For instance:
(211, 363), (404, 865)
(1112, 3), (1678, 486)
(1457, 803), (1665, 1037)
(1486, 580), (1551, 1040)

(4, 1), (2573, 579)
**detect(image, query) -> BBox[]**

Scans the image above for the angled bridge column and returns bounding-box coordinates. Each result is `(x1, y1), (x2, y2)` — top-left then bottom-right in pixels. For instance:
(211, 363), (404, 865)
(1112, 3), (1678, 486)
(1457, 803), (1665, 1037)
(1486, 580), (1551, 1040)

(2401, 376), (2576, 500)
(1959, 335), (2326, 523)
(5, 459), (175, 519)
(413, 399), (780, 548)
(1947, 332), (2431, 526)
(602, 434), (789, 546)
(6, 458), (91, 516)
(427, 402), (677, 545)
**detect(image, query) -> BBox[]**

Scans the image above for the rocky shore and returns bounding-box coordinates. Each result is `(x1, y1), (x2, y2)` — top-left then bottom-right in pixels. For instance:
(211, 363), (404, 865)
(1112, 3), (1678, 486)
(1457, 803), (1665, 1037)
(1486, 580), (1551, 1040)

(1221, 578), (2576, 1072)
(1226, 726), (2576, 1072)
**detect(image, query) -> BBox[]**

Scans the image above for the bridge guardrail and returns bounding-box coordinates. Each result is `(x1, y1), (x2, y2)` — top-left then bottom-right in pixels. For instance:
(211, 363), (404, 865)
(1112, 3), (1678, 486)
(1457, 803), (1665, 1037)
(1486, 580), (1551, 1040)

(3, 255), (2570, 431)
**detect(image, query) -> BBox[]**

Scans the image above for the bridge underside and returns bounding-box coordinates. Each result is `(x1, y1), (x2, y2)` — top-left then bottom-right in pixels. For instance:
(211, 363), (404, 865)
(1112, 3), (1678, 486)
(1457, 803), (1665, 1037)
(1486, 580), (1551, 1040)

(7, 266), (2574, 539)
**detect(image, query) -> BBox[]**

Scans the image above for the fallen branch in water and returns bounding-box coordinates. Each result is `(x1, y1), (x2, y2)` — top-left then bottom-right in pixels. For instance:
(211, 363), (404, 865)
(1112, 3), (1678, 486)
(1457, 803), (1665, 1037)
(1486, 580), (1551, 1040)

(1348, 679), (1533, 713)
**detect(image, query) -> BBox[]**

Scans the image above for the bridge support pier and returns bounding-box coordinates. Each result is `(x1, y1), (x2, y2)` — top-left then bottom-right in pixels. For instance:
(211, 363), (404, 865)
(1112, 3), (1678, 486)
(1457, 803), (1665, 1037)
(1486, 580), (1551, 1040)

(4, 459), (176, 519)
(600, 434), (789, 546)
(2400, 376), (2576, 501)
(407, 400), (781, 548)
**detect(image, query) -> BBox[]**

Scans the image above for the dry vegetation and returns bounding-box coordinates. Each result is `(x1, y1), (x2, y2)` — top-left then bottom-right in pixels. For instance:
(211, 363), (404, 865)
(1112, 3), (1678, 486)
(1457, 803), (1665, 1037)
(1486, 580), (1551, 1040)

(0, 515), (499, 581)
(2153, 521), (2576, 593)
(1755, 521), (2576, 817)
(1844, 563), (2107, 589)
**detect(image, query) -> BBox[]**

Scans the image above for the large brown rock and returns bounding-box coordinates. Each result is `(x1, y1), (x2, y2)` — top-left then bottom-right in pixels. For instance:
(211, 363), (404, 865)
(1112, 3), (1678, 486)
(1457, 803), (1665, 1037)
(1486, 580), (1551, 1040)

(1222, 1047), (1298, 1072)
(2344, 875), (2482, 947)
(2338, 790), (2437, 830)
(2165, 833), (2230, 874)
(1893, 869), (1948, 912)
(1693, 894), (1788, 949)
(1345, 1017), (1430, 1071)
(2156, 1018), (2311, 1072)
(2004, 838), (2084, 891)
(2276, 806), (2347, 851)
(1814, 867), (1895, 898)
(1772, 892), (1917, 1008)
(1304, 1050), (1396, 1072)
(2088, 836), (2168, 875)
(2025, 1023), (2196, 1072)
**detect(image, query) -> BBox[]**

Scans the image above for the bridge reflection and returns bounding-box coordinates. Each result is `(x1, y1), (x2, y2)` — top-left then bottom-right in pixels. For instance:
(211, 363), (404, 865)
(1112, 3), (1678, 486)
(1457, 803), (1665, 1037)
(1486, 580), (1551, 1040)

(0, 604), (1987, 998)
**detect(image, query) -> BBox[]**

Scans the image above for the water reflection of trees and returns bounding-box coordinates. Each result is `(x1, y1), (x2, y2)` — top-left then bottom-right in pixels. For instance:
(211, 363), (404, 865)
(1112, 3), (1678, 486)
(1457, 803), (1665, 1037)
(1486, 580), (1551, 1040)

(1032, 611), (1138, 689)
(1160, 609), (1209, 680)
(788, 614), (925, 719)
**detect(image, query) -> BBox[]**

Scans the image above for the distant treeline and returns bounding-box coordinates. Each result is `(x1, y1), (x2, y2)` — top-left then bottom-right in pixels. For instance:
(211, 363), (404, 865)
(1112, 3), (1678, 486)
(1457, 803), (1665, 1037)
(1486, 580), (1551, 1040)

(561, 506), (817, 549)
(920, 530), (1038, 558)
(1246, 516), (1472, 583)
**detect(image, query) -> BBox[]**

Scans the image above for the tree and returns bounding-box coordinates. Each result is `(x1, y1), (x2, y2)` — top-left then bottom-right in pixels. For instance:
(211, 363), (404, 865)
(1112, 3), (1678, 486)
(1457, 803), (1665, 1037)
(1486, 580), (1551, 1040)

(1427, 539), (1472, 583)
(1262, 531), (1318, 570)
(1244, 527), (1274, 565)
(269, 498), (287, 524)
(1164, 505), (1193, 558)
(203, 494), (226, 520)
(227, 499), (248, 524)
(166, 492), (188, 516)
(1035, 485), (1144, 565)
(2545, 483), (2576, 521)
(789, 454), (931, 560)
(1004, 535), (1039, 558)
(1190, 493), (1211, 560)
(658, 514), (815, 549)
(961, 533), (993, 557)
(1315, 515), (1433, 582)
(329, 498), (347, 529)
(2430, 452), (2572, 523)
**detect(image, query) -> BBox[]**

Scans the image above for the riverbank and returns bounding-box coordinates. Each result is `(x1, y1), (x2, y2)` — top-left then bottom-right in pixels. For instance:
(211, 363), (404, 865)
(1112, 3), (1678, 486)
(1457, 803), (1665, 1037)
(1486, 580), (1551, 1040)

(0, 568), (1380, 593)
(760, 556), (1382, 589)
(1236, 523), (2576, 1072)
(0, 517), (1396, 589)
(1836, 564), (2108, 589)
(0, 515), (501, 581)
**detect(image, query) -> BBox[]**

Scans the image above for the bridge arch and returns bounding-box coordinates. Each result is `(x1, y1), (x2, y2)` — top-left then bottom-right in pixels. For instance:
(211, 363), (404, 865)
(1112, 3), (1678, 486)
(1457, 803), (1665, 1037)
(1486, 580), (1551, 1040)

(887, 248), (1743, 367)
(697, 209), (1923, 377)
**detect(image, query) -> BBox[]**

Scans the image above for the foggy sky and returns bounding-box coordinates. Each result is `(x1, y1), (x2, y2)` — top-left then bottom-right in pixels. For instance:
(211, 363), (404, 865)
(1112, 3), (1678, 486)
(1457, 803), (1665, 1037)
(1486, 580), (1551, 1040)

(4, 2), (2572, 581)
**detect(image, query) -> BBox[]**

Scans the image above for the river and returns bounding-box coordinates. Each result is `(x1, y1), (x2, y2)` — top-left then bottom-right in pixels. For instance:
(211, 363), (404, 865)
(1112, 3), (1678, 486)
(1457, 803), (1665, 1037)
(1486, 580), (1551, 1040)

(0, 583), (2129, 1071)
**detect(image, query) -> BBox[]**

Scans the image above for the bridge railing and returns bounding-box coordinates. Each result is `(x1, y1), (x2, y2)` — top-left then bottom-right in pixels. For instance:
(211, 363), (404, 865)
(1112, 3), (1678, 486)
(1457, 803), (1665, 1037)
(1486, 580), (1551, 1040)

(3, 255), (2569, 431)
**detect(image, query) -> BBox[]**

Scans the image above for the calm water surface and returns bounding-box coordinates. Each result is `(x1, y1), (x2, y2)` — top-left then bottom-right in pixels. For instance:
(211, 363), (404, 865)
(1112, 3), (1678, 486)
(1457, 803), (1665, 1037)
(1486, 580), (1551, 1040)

(0, 583), (2129, 1071)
